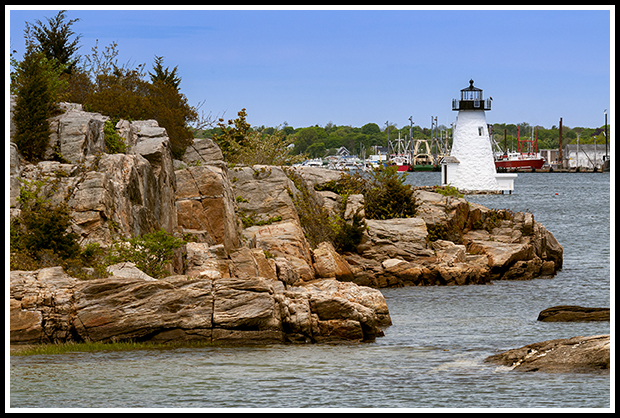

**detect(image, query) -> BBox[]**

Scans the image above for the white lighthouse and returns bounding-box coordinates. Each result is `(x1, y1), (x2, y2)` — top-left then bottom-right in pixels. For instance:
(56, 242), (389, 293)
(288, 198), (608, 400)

(441, 80), (502, 192)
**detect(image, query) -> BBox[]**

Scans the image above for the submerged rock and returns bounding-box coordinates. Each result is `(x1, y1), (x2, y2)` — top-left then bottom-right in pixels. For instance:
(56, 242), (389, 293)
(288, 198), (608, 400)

(484, 335), (610, 373)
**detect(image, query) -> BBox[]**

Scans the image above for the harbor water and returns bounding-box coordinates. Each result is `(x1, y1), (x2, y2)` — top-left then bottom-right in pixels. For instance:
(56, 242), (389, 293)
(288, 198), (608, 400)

(9, 172), (612, 409)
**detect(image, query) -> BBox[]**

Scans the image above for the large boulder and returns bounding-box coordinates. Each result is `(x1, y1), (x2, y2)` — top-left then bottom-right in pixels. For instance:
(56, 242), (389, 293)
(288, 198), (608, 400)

(74, 275), (215, 343)
(290, 166), (344, 190)
(231, 165), (301, 225)
(243, 221), (315, 283)
(485, 335), (610, 373)
(358, 217), (434, 261)
(312, 241), (355, 282)
(47, 105), (108, 164)
(181, 137), (225, 166)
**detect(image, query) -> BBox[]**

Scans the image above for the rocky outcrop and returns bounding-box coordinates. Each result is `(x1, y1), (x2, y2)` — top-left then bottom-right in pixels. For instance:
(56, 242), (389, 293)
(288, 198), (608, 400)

(537, 306), (610, 322)
(484, 335), (610, 373)
(10, 267), (391, 345)
(11, 108), (178, 244)
(175, 165), (241, 253)
(10, 100), (567, 349)
(349, 188), (561, 287)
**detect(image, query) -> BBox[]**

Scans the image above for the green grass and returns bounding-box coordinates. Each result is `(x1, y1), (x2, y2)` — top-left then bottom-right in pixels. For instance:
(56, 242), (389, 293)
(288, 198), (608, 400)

(11, 339), (219, 356)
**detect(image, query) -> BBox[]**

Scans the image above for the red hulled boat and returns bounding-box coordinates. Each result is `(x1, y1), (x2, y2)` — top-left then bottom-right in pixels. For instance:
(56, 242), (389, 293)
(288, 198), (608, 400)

(495, 126), (545, 170)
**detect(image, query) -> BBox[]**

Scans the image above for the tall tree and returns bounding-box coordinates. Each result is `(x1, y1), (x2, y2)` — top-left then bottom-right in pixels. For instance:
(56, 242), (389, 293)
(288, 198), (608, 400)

(25, 10), (81, 74)
(149, 55), (181, 90)
(12, 49), (54, 162)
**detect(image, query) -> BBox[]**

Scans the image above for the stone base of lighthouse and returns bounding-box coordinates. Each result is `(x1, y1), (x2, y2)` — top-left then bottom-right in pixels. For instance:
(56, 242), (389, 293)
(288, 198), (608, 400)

(447, 110), (500, 191)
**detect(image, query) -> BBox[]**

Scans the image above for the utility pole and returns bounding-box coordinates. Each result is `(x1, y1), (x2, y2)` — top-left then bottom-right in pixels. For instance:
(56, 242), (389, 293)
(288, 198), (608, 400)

(385, 120), (390, 153)
(409, 116), (414, 157)
(558, 118), (563, 168)
(604, 109), (608, 161)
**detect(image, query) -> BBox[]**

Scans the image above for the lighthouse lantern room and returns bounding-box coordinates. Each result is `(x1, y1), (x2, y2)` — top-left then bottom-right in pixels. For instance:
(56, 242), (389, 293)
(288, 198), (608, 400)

(452, 79), (492, 111)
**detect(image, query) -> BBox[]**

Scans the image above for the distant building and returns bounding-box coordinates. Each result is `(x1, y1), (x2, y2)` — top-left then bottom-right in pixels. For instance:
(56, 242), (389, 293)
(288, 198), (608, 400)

(336, 146), (351, 157)
(563, 144), (607, 169)
(539, 148), (561, 166)
(370, 145), (389, 155)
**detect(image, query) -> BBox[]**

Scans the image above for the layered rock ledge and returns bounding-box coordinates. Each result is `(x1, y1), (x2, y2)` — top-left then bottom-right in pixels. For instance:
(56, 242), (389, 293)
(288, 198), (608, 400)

(10, 266), (391, 345)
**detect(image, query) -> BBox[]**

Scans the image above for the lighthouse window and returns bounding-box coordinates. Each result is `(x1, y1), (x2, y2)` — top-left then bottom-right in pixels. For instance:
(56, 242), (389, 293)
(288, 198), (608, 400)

(478, 127), (483, 136)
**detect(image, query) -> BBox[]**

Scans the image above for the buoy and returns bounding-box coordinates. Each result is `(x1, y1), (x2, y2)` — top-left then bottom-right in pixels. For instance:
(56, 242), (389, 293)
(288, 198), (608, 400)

(555, 193), (559, 195)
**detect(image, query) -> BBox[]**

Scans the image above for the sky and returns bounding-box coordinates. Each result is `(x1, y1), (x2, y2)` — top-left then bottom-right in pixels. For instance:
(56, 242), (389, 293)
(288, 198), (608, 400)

(7, 5), (613, 131)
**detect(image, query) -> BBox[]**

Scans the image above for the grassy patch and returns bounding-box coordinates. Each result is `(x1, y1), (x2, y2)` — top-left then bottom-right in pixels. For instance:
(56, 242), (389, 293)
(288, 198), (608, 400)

(11, 339), (220, 356)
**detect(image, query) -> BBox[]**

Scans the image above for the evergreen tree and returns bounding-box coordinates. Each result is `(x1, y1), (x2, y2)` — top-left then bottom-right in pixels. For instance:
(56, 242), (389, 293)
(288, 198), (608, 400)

(149, 55), (181, 90)
(25, 10), (81, 74)
(12, 49), (54, 162)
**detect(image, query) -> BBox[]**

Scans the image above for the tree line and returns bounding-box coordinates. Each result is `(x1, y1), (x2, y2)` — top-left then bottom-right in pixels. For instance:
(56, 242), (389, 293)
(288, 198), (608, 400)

(198, 120), (610, 159)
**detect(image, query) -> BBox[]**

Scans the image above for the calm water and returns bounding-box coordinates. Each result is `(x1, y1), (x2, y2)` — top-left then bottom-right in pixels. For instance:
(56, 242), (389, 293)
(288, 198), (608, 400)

(9, 172), (612, 410)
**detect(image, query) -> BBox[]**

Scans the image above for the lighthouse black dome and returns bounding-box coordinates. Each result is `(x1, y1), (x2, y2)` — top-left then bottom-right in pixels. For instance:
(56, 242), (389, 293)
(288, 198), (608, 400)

(452, 79), (491, 111)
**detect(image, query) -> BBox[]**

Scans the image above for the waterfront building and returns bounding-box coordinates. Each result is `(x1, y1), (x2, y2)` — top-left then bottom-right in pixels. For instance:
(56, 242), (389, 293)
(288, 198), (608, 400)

(563, 144), (607, 170)
(539, 148), (561, 167)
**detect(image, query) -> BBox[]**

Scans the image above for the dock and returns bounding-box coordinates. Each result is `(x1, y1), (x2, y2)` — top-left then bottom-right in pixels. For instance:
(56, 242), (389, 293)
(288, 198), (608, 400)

(496, 167), (607, 173)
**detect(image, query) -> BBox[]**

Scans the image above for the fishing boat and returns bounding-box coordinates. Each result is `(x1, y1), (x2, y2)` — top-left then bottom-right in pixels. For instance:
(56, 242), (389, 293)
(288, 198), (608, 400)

(388, 132), (412, 171)
(411, 139), (435, 171)
(494, 126), (545, 170)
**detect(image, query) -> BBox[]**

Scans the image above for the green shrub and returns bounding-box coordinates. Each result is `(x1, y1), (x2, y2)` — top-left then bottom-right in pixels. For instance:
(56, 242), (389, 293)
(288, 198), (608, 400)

(331, 210), (366, 253)
(284, 168), (335, 249)
(106, 229), (185, 279)
(317, 167), (417, 221)
(103, 120), (127, 154)
(10, 179), (80, 269)
(434, 184), (463, 198)
(363, 166), (417, 220)
(427, 224), (449, 242)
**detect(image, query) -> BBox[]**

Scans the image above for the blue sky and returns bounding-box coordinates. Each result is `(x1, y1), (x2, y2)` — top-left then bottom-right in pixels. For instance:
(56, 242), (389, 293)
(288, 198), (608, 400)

(7, 6), (613, 130)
